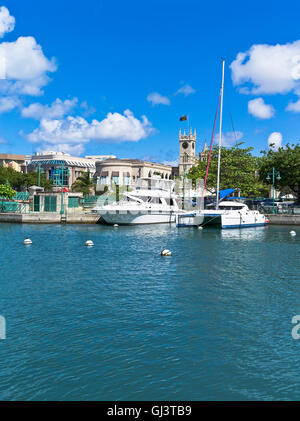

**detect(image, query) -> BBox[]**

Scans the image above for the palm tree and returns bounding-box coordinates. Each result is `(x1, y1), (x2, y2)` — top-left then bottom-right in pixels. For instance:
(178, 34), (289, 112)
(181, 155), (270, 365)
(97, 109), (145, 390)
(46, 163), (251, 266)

(71, 171), (95, 195)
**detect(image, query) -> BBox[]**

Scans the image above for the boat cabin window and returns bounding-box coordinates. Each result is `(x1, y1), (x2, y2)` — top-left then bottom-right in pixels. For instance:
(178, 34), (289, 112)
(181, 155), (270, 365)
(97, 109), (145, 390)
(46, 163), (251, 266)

(165, 198), (174, 206)
(148, 197), (163, 204)
(219, 205), (244, 210)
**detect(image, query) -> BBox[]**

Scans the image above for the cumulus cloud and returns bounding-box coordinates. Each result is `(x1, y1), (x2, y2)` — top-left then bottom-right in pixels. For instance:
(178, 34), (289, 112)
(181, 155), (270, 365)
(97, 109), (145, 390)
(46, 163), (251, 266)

(215, 131), (243, 147)
(230, 40), (300, 95)
(0, 95), (20, 113)
(147, 92), (170, 106)
(286, 97), (300, 113)
(0, 36), (57, 96)
(162, 159), (179, 167)
(21, 98), (78, 120)
(26, 109), (154, 154)
(0, 6), (15, 38)
(268, 132), (282, 150)
(175, 84), (196, 97)
(248, 97), (275, 119)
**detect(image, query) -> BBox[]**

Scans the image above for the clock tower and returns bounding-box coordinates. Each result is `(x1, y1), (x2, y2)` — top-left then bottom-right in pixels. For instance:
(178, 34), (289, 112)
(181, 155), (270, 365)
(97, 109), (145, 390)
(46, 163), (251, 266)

(179, 128), (196, 176)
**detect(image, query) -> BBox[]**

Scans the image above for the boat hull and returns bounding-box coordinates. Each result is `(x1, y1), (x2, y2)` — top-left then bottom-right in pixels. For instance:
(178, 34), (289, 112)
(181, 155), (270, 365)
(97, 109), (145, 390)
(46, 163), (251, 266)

(176, 210), (266, 229)
(101, 210), (177, 225)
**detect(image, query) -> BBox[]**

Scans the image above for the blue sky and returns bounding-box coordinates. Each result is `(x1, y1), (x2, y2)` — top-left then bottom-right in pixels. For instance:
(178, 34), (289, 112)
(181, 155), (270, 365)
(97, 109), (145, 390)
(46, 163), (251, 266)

(0, 0), (300, 163)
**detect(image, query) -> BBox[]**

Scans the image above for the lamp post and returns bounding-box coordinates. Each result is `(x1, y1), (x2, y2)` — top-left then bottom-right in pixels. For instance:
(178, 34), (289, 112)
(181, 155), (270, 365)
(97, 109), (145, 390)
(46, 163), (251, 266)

(35, 163), (45, 187)
(266, 167), (281, 214)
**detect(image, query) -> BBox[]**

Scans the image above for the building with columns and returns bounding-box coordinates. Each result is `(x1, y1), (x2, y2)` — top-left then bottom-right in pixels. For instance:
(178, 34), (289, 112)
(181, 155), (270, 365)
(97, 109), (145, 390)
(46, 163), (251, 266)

(94, 158), (172, 191)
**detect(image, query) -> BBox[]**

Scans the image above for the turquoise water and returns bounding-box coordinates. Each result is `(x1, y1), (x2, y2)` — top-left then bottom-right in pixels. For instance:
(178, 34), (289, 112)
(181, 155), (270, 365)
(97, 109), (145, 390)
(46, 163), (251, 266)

(0, 223), (300, 401)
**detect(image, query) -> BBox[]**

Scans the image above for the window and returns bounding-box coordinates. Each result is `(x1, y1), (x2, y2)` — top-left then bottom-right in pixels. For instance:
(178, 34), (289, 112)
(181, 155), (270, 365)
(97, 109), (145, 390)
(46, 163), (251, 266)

(68, 197), (79, 208)
(44, 196), (57, 212)
(100, 176), (108, 185)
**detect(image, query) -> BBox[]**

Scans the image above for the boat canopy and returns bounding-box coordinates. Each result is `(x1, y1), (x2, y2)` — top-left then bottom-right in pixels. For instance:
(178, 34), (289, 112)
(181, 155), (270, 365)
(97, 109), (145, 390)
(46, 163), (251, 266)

(219, 188), (235, 200)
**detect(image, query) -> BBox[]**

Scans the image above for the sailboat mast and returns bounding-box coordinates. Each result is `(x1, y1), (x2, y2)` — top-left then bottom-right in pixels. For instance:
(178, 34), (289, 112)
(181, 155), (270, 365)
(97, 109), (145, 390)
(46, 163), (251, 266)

(216, 58), (225, 210)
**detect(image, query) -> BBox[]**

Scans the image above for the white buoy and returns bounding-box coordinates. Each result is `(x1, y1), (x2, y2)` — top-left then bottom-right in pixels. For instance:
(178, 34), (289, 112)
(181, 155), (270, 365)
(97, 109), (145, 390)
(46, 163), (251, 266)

(85, 240), (94, 247)
(161, 249), (172, 256)
(114, 224), (119, 227)
(198, 226), (203, 230)
(290, 230), (296, 236)
(24, 238), (32, 245)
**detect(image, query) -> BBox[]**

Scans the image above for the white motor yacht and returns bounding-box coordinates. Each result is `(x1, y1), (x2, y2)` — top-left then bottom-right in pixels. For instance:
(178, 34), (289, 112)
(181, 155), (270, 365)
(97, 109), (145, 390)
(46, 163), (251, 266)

(93, 177), (185, 225)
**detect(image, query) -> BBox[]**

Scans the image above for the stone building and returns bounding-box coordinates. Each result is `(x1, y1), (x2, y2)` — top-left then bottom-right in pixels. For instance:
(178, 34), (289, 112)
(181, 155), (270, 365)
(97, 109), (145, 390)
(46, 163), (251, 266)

(94, 158), (172, 191)
(0, 154), (26, 172)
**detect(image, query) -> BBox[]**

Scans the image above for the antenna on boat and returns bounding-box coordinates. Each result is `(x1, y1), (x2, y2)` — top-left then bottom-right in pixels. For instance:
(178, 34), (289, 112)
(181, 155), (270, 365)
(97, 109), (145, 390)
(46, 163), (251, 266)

(216, 58), (225, 210)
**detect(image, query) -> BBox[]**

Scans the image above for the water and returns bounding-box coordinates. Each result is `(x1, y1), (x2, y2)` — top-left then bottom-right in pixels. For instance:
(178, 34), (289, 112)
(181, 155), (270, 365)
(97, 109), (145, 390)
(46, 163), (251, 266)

(0, 223), (299, 401)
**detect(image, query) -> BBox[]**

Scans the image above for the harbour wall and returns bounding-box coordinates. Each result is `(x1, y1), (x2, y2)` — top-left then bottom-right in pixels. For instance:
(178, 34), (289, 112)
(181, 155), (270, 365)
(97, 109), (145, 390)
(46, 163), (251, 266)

(0, 212), (300, 225)
(266, 214), (300, 225)
(0, 212), (102, 224)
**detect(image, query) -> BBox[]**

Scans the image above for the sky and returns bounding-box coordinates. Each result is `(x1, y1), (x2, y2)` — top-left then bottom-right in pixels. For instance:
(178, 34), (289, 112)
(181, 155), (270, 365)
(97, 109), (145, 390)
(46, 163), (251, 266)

(0, 0), (300, 164)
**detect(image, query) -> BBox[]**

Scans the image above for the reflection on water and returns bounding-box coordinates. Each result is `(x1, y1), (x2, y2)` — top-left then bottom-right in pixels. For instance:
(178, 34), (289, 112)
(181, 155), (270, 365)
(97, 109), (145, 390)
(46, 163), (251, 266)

(0, 223), (299, 401)
(220, 226), (267, 241)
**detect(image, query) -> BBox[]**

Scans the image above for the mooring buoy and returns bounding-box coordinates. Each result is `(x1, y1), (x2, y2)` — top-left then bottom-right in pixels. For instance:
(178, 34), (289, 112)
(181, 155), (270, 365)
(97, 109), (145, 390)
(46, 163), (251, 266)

(85, 240), (94, 246)
(161, 249), (172, 256)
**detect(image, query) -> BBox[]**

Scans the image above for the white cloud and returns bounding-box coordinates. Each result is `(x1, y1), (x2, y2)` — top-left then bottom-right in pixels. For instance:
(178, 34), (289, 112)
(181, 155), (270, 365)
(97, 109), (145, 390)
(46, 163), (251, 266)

(162, 159), (179, 167)
(268, 132), (282, 150)
(27, 109), (154, 154)
(0, 95), (20, 113)
(286, 97), (300, 113)
(175, 84), (196, 97)
(230, 40), (300, 95)
(0, 36), (57, 96)
(215, 131), (243, 147)
(147, 92), (170, 106)
(248, 97), (275, 119)
(0, 6), (15, 38)
(21, 98), (78, 120)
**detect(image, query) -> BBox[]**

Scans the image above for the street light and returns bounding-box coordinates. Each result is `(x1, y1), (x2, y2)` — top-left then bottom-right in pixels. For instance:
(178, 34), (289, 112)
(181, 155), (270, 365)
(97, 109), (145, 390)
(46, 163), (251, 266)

(266, 167), (281, 214)
(35, 163), (45, 187)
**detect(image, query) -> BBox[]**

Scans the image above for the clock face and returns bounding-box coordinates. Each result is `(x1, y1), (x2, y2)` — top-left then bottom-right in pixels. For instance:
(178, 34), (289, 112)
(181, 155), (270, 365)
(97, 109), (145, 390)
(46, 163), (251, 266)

(182, 142), (189, 149)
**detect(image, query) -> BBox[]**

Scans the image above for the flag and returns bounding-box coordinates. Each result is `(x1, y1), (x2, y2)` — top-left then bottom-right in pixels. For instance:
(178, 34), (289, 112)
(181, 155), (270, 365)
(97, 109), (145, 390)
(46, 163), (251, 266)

(179, 115), (187, 121)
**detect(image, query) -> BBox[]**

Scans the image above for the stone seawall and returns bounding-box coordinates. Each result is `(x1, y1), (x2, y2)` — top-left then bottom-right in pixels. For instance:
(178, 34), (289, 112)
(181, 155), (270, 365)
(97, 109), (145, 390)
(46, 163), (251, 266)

(1, 212), (299, 225)
(0, 212), (102, 224)
(266, 214), (300, 225)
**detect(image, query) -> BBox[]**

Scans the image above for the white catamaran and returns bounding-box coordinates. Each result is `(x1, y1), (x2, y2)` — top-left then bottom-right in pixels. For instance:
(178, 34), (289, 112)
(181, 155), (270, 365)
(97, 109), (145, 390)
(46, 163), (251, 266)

(176, 58), (267, 229)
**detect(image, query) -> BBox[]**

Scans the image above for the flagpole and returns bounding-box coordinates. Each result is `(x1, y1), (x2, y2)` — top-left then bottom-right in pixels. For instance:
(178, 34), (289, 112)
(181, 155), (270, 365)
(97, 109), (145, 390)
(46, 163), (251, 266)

(216, 58), (225, 210)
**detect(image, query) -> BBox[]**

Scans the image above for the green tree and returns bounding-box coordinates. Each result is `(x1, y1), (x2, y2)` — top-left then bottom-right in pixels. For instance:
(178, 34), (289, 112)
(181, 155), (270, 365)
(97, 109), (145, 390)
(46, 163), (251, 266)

(188, 142), (269, 197)
(0, 166), (52, 190)
(20, 172), (53, 190)
(71, 171), (95, 195)
(0, 184), (16, 199)
(259, 143), (300, 203)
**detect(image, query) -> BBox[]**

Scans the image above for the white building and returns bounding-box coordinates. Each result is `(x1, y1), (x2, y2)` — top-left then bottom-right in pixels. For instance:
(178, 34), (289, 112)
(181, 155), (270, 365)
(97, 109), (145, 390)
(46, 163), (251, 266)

(24, 151), (113, 189)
